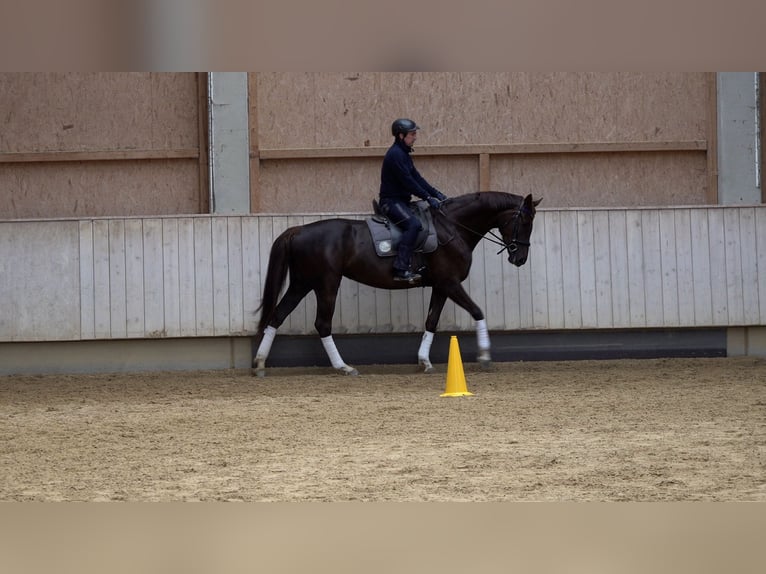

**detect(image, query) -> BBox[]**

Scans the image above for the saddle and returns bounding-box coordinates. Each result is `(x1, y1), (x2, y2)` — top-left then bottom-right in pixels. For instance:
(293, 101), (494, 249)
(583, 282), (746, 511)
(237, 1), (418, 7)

(366, 199), (439, 258)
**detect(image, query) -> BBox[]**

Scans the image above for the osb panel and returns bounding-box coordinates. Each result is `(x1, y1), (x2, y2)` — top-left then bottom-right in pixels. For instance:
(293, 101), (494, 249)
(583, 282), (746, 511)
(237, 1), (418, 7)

(0, 73), (199, 153)
(254, 73), (709, 149)
(0, 160), (200, 219)
(257, 156), (477, 213)
(490, 152), (709, 208)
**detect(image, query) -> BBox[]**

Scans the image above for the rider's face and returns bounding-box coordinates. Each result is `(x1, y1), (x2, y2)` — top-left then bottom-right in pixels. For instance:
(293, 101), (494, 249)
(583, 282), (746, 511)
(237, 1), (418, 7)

(402, 130), (417, 146)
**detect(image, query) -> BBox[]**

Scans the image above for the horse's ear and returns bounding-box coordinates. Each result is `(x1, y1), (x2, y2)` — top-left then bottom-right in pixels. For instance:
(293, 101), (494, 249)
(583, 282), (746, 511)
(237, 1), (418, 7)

(523, 194), (542, 208)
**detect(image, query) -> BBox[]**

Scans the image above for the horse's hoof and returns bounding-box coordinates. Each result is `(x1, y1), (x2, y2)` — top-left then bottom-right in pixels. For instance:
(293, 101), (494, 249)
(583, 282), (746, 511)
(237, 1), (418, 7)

(254, 368), (266, 378)
(479, 359), (492, 371)
(340, 366), (359, 376)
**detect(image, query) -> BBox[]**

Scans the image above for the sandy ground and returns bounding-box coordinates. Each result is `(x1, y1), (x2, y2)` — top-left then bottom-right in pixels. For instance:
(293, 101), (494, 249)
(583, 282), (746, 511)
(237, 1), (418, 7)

(1, 357), (765, 501)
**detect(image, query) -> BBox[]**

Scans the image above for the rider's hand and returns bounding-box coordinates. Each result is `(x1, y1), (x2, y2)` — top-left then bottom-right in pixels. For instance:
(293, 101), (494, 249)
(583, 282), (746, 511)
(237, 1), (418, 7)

(427, 197), (441, 210)
(433, 191), (447, 202)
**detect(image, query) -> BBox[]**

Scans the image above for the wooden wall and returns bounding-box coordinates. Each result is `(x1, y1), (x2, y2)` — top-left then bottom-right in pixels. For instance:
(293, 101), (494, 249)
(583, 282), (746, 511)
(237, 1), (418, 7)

(0, 73), (206, 219)
(2, 205), (764, 343)
(1, 73), (715, 219)
(250, 73), (715, 212)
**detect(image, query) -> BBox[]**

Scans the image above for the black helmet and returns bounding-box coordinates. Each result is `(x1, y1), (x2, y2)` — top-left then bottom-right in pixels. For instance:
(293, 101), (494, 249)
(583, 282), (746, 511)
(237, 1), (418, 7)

(391, 118), (420, 138)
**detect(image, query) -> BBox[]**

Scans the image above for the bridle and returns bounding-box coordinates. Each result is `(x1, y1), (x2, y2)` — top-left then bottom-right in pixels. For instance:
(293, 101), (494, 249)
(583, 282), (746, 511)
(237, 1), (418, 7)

(441, 203), (534, 256)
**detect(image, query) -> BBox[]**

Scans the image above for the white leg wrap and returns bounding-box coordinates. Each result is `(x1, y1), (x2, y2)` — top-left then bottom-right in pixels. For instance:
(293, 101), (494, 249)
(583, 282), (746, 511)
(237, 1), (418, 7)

(476, 319), (490, 351)
(255, 326), (277, 361)
(418, 331), (435, 360)
(321, 335), (347, 370)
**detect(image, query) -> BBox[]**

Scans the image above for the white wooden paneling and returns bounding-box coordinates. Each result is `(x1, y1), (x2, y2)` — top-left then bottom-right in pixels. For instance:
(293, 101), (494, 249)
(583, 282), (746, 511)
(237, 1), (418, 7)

(0, 221), (80, 341)
(2, 205), (766, 343)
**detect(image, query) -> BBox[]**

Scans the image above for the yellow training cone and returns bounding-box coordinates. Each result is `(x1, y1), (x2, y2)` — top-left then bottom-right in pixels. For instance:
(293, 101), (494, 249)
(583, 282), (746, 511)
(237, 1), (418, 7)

(441, 336), (474, 397)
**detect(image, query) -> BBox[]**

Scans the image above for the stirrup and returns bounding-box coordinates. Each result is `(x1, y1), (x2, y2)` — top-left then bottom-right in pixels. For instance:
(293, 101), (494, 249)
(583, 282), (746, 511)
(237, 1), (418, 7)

(393, 269), (421, 282)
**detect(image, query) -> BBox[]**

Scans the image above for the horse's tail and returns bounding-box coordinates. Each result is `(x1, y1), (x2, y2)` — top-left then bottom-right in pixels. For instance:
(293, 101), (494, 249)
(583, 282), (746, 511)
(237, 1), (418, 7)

(256, 228), (294, 334)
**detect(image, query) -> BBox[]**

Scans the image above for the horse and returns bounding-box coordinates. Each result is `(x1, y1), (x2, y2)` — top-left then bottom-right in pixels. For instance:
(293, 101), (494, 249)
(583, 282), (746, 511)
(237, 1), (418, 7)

(253, 191), (542, 376)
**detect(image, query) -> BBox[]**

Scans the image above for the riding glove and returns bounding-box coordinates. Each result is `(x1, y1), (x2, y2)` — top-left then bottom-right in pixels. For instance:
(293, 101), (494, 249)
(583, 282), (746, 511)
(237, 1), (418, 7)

(427, 197), (441, 210)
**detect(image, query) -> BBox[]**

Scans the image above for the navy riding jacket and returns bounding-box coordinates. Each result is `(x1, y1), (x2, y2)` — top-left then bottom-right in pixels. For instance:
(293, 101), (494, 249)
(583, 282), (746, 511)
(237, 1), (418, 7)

(379, 139), (441, 202)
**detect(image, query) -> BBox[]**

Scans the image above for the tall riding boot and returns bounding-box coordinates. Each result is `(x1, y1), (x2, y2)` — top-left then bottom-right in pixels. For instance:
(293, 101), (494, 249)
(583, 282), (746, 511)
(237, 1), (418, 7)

(393, 243), (421, 281)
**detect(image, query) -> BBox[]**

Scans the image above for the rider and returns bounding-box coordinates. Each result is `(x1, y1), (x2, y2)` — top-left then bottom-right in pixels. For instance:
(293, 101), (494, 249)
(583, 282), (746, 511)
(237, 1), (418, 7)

(379, 118), (448, 281)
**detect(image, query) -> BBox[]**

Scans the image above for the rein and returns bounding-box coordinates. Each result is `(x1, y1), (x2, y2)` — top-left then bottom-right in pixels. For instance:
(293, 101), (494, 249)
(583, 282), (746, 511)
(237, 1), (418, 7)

(440, 203), (532, 255)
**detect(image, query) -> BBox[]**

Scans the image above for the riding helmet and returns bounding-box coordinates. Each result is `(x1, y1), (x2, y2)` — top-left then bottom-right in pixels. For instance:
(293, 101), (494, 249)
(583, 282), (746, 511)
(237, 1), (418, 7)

(392, 118), (420, 138)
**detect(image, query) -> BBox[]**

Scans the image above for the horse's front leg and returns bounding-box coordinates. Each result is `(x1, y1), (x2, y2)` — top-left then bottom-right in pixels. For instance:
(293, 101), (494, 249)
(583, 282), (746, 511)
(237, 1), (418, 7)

(445, 283), (492, 370)
(315, 285), (359, 376)
(418, 290), (448, 373)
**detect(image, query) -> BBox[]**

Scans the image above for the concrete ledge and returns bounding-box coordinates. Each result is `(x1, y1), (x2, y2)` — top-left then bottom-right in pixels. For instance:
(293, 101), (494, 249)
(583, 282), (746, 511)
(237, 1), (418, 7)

(0, 338), (252, 376)
(3, 327), (761, 376)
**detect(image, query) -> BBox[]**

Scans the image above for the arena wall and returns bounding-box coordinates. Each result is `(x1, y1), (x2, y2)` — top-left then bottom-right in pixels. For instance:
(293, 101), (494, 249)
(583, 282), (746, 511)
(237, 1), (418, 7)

(1, 204), (764, 373)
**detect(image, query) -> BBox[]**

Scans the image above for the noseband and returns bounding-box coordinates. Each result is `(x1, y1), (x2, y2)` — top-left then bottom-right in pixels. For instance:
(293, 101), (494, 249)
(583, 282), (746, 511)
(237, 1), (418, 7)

(488, 206), (533, 255)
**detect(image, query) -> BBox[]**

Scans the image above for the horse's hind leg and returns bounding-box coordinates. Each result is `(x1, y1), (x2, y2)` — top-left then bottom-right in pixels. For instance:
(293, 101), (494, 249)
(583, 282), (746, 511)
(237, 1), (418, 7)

(254, 282), (311, 377)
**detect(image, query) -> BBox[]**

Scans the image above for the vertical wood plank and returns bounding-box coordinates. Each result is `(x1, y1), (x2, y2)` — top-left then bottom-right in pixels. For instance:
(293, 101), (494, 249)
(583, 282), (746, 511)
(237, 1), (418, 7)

(544, 211), (565, 329)
(79, 220), (96, 339)
(625, 210), (646, 327)
(194, 218), (214, 335)
(707, 209), (729, 324)
(757, 208), (766, 324)
(690, 209), (713, 325)
(143, 219), (165, 337)
(78, 220), (95, 339)
(227, 217), (246, 334)
(241, 216), (262, 334)
(609, 211), (630, 327)
(577, 211), (598, 328)
(108, 220), (127, 338)
(659, 210), (680, 326)
(592, 211), (613, 327)
(674, 210), (696, 325)
(641, 210), (663, 327)
(212, 217), (231, 336)
(529, 211), (548, 328)
(124, 219), (145, 338)
(738, 208), (760, 324)
(92, 220), (111, 338)
(501, 254), (521, 330)
(560, 211), (582, 329)
(178, 219), (197, 337)
(724, 209), (745, 324)
(485, 230), (506, 330)
(162, 218), (181, 338)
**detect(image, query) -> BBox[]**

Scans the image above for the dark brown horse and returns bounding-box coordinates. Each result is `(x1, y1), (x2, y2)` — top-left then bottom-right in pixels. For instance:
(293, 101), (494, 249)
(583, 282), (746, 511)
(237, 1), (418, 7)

(254, 191), (541, 376)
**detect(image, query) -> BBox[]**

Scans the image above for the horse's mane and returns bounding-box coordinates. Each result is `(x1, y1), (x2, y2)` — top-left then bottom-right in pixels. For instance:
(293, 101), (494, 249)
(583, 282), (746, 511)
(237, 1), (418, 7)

(447, 191), (523, 214)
